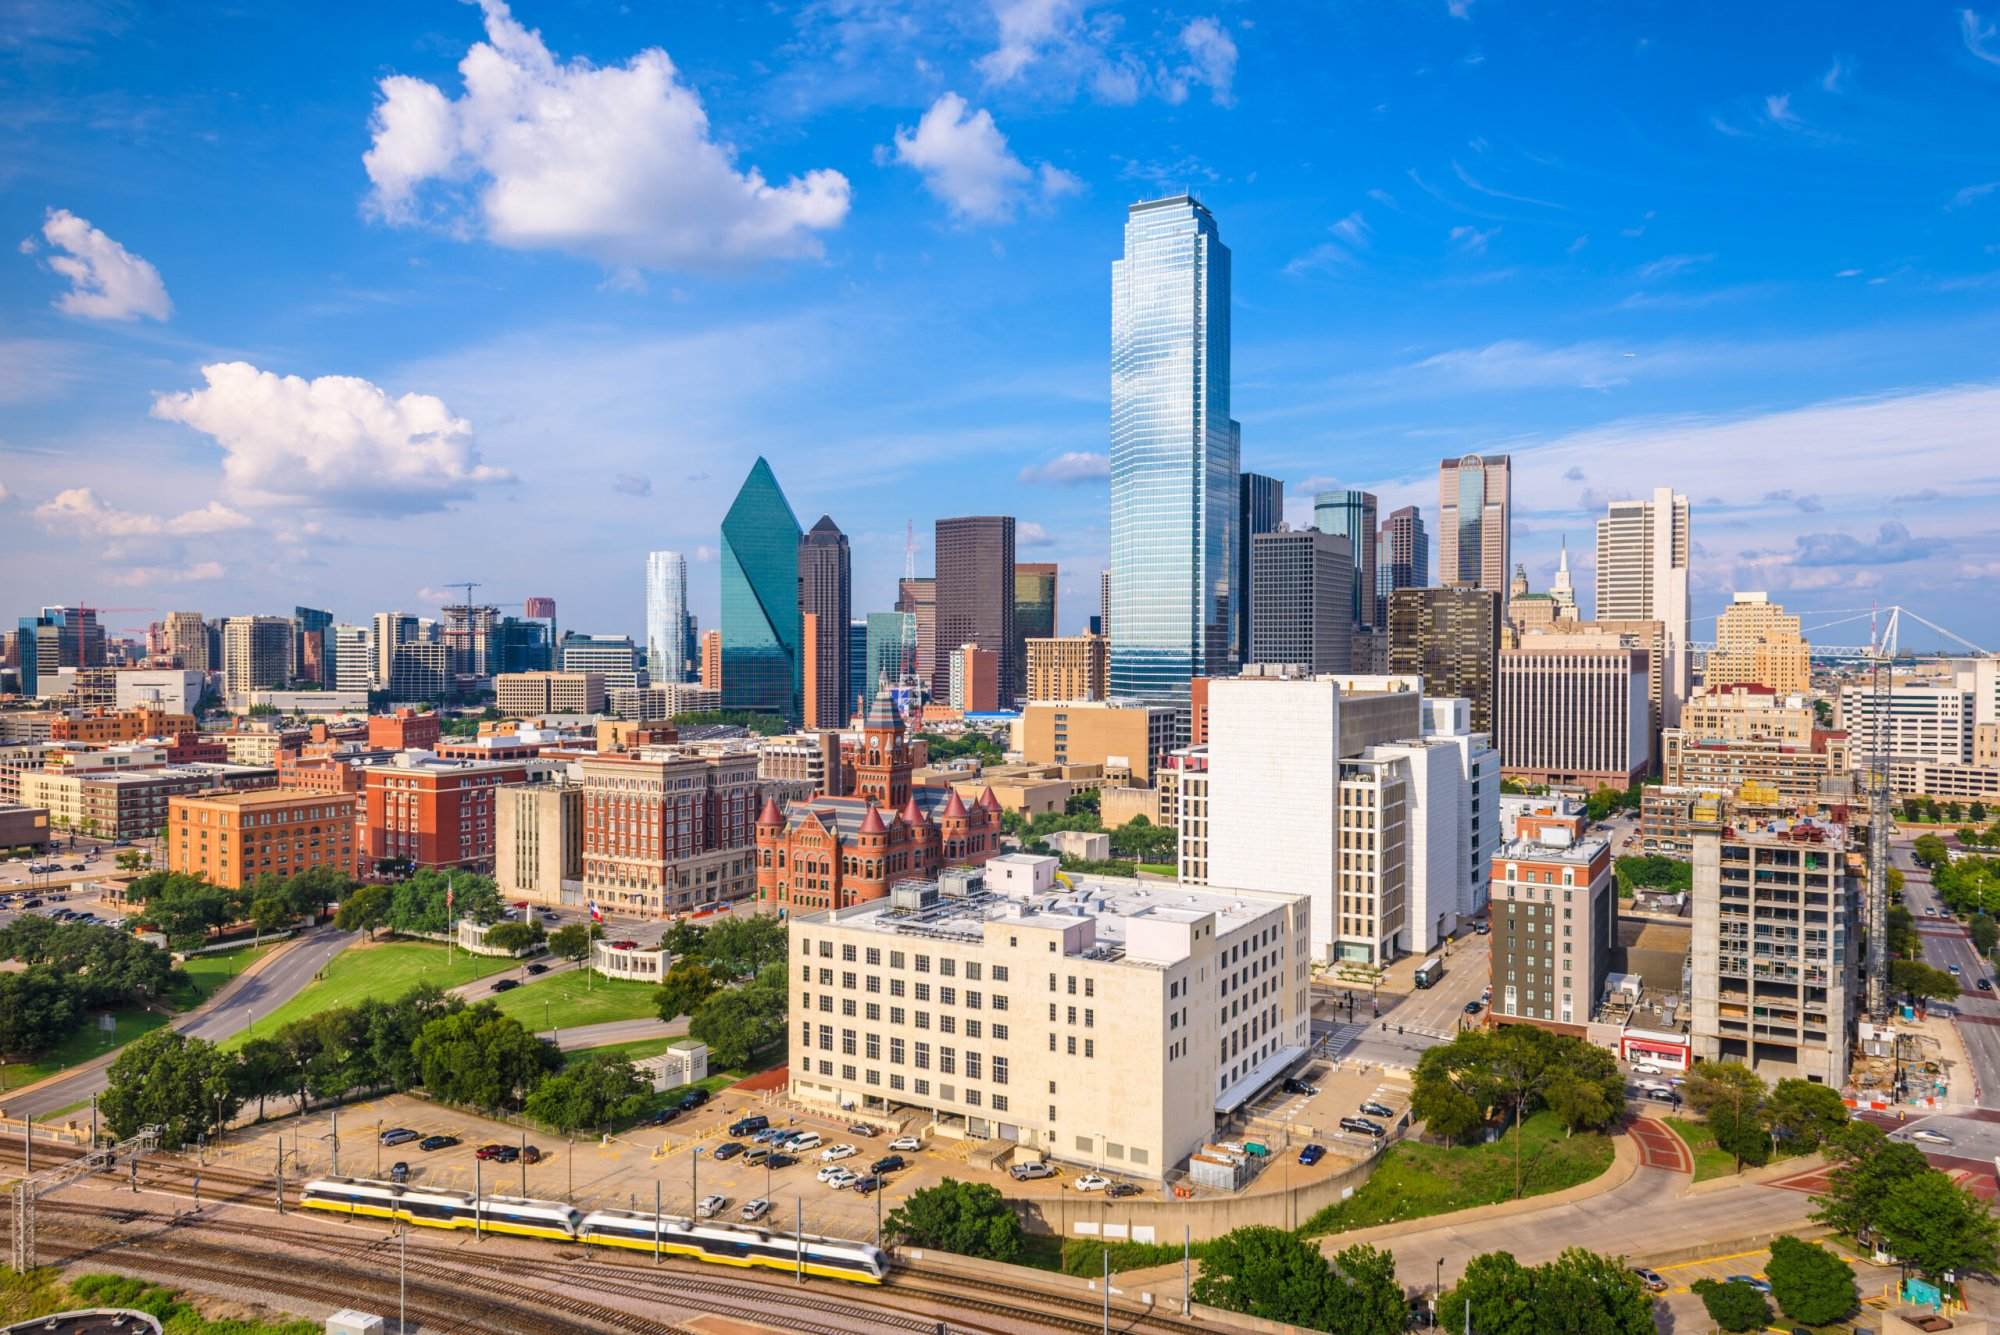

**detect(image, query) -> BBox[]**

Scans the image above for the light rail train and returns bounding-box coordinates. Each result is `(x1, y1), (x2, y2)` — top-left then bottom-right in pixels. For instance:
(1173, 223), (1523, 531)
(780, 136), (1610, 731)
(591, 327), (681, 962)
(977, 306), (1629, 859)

(299, 1176), (889, 1283)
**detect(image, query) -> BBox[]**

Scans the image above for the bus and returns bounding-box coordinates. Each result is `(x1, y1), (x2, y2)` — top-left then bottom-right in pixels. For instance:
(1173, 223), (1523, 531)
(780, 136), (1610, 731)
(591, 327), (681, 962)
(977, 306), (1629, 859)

(1413, 957), (1444, 989)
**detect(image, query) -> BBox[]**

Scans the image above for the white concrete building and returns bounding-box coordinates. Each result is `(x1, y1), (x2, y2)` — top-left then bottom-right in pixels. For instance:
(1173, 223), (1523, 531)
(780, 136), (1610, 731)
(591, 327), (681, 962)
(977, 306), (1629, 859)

(1836, 680), (1974, 764)
(1594, 488), (1690, 726)
(789, 854), (1309, 1177)
(331, 624), (373, 693)
(114, 669), (205, 714)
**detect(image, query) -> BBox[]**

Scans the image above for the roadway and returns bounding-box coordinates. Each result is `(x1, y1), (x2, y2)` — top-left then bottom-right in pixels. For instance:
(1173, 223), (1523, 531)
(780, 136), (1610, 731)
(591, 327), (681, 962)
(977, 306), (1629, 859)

(2, 926), (358, 1120)
(1889, 837), (2000, 1104)
(1315, 932), (1491, 1070)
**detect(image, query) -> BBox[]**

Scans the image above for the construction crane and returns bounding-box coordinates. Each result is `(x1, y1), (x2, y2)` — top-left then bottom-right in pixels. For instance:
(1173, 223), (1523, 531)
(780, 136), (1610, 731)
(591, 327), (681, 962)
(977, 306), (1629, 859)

(68, 603), (152, 665)
(445, 581), (483, 607)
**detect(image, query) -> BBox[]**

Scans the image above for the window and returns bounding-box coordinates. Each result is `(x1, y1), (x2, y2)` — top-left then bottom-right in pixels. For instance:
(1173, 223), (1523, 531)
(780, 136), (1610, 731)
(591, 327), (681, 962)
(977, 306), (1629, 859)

(865, 1002), (880, 1021)
(965, 1019), (981, 1039)
(992, 994), (1008, 1012)
(940, 1048), (956, 1075)
(890, 978), (905, 998)
(841, 971), (856, 990)
(915, 955), (932, 973)
(890, 1007), (905, 1025)
(939, 986), (957, 1007)
(841, 944), (856, 962)
(817, 1025), (833, 1051)
(889, 1037), (905, 1064)
(865, 976), (881, 994)
(992, 1023), (1008, 1040)
(890, 951), (905, 969)
(915, 983), (932, 1003)
(914, 1042), (931, 1070)
(940, 958), (956, 978)
(915, 1079), (930, 1097)
(992, 1056), (1008, 1085)
(841, 1029), (856, 1056)
(1066, 1036), (1077, 1055)
(992, 965), (1008, 982)
(890, 1073), (906, 1092)
(865, 947), (881, 966)
(966, 991), (982, 1010)
(865, 1033), (880, 1060)
(965, 1052), (982, 1080)
(992, 1095), (1008, 1112)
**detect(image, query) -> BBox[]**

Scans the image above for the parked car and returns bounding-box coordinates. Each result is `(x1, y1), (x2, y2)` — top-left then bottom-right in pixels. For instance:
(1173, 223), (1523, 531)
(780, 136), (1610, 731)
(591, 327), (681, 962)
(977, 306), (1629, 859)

(490, 1146), (521, 1164)
(1298, 1143), (1327, 1166)
(389, 1161), (410, 1183)
(1631, 1062), (1663, 1076)
(819, 1144), (857, 1162)
(1910, 1129), (1955, 1146)
(1980, 978), (1995, 992)
(474, 1144), (509, 1160)
(729, 1115), (770, 1137)
(642, 1107), (679, 1127)
(1074, 1174), (1112, 1192)
(869, 1155), (906, 1175)
(766, 1153), (798, 1170)
(1632, 1267), (1667, 1293)
(1473, 921), (1490, 935)
(743, 1147), (770, 1165)
(491, 978), (520, 993)
(713, 1142), (747, 1161)
(1010, 1161), (1057, 1181)
(888, 1135), (922, 1152)
(1107, 1182), (1143, 1198)
(520, 1146), (543, 1164)
(678, 1088), (711, 1111)
(740, 1198), (772, 1222)
(696, 1194), (727, 1218)
(851, 1175), (883, 1196)
(380, 1128), (419, 1146)
(525, 962), (548, 975)
(847, 1122), (878, 1137)
(822, 1168), (859, 1189)
(1339, 1117), (1386, 1138)
(788, 1131), (822, 1151)
(1283, 1076), (1319, 1096)
(1359, 1101), (1395, 1119)
(418, 1135), (459, 1152)
(1463, 1000), (1483, 1015)
(1725, 1276), (1772, 1294)
(1643, 1088), (1683, 1107)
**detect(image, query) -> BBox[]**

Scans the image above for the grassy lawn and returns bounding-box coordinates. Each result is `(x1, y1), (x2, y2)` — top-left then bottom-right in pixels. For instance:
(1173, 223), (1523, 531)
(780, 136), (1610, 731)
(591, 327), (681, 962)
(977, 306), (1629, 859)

(1300, 1111), (1614, 1237)
(219, 939), (517, 1050)
(1137, 863), (1176, 876)
(561, 1036), (680, 1066)
(486, 971), (659, 1032)
(1663, 1116), (1805, 1183)
(171, 942), (273, 1007)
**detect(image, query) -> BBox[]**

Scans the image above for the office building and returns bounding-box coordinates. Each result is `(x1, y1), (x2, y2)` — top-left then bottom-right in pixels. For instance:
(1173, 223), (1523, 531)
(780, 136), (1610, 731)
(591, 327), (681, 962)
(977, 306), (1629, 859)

(895, 578), (937, 697)
(222, 616), (293, 697)
(1312, 489), (1378, 642)
(1026, 632), (1108, 703)
(496, 671), (607, 717)
(371, 613), (423, 688)
(1488, 829), (1616, 1030)
(384, 640), (449, 700)
(1497, 634), (1652, 789)
(1098, 570), (1111, 641)
(935, 517), (1017, 704)
(1707, 593), (1811, 696)
(358, 752), (530, 872)
(293, 606), (333, 686)
(492, 616), (554, 675)
(1387, 587), (1501, 739)
(1236, 474), (1284, 665)
(1013, 562), (1058, 689)
(646, 550), (690, 686)
(798, 517), (852, 729)
(1018, 701), (1177, 785)
(863, 612), (916, 698)
(722, 457), (804, 721)
(164, 611), (211, 672)
(579, 745), (761, 916)
(1691, 805), (1856, 1085)
(168, 788), (358, 889)
(787, 856), (1309, 1175)
(1663, 710), (1854, 808)
(369, 708), (442, 751)
(1835, 680), (1974, 764)
(1595, 488), (1691, 723)
(114, 670), (205, 715)
(496, 780), (583, 907)
(847, 620), (869, 718)
(1247, 526), (1352, 675)
(1109, 195), (1239, 700)
(1376, 505), (1429, 627)
(1437, 454), (1511, 597)
(559, 634), (641, 692)
(1515, 617), (1668, 763)
(700, 630), (722, 691)
(440, 604), (499, 678)
(947, 644), (1000, 713)
(23, 763), (277, 839)
(330, 625), (373, 693)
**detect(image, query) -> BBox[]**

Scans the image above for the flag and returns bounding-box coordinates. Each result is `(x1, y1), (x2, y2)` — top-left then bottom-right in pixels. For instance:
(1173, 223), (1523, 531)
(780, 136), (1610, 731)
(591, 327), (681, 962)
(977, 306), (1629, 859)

(588, 900), (604, 923)
(446, 878), (455, 913)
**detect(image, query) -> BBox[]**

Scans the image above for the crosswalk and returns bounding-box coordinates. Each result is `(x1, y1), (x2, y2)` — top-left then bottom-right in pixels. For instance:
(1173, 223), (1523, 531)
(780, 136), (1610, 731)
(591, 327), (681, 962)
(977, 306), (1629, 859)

(1313, 1021), (1367, 1058)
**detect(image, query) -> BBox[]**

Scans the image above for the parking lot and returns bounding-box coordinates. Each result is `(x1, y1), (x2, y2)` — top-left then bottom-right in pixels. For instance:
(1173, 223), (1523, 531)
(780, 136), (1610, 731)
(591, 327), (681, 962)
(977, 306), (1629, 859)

(1648, 1244), (1899, 1332)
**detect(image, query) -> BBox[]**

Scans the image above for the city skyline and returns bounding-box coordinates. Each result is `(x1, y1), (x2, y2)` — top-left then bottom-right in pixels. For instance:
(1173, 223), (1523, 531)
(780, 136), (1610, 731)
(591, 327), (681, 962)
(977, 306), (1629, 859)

(5, 3), (1999, 648)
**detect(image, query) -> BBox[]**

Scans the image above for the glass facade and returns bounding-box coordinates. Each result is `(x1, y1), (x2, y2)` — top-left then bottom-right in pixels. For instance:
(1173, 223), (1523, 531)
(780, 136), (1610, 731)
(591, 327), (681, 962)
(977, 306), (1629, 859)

(866, 610), (915, 694)
(1109, 195), (1238, 701)
(721, 457), (803, 721)
(645, 550), (688, 683)
(1311, 489), (1378, 630)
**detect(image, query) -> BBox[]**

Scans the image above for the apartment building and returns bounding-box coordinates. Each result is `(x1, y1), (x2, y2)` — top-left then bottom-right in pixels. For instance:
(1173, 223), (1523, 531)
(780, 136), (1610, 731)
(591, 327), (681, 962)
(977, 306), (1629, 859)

(1025, 633), (1108, 703)
(49, 706), (195, 744)
(1691, 807), (1857, 1085)
(1387, 586), (1501, 739)
(358, 752), (530, 872)
(1835, 681), (1973, 764)
(1247, 526), (1353, 675)
(788, 854), (1310, 1178)
(22, 763), (277, 839)
(1663, 715), (1854, 806)
(495, 781), (584, 907)
(497, 671), (607, 717)
(1497, 634), (1652, 789)
(578, 746), (762, 916)
(1488, 831), (1616, 1030)
(168, 788), (358, 889)
(1706, 594), (1811, 696)
(223, 616), (294, 697)
(1018, 701), (1177, 785)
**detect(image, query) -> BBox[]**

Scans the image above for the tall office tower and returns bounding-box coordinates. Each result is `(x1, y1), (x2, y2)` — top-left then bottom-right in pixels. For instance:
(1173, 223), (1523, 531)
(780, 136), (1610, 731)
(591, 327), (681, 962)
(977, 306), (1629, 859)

(27, 606), (107, 676)
(164, 611), (210, 672)
(721, 457), (804, 721)
(1013, 562), (1059, 685)
(700, 630), (722, 690)
(934, 517), (1017, 703)
(1438, 454), (1512, 599)
(797, 516), (851, 729)
(683, 613), (700, 682)
(1237, 473), (1285, 665)
(223, 615), (293, 696)
(1109, 195), (1239, 700)
(1548, 537), (1578, 621)
(559, 633), (642, 691)
(1248, 528), (1353, 675)
(372, 612), (421, 687)
(331, 624), (374, 692)
(1387, 586), (1502, 739)
(894, 577), (936, 696)
(1497, 633), (1653, 790)
(847, 620), (869, 718)
(1312, 490), (1379, 637)
(1707, 592), (1810, 696)
(1595, 487), (1691, 724)
(441, 603), (499, 678)
(523, 596), (557, 620)
(492, 616), (554, 674)
(864, 612), (914, 694)
(1098, 570), (1111, 639)
(645, 550), (689, 685)
(293, 606), (333, 685)
(1375, 505), (1430, 627)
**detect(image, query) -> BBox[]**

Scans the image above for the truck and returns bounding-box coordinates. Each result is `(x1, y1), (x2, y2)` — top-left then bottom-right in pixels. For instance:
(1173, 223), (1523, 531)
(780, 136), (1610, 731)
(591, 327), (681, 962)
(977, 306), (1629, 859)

(1413, 957), (1444, 989)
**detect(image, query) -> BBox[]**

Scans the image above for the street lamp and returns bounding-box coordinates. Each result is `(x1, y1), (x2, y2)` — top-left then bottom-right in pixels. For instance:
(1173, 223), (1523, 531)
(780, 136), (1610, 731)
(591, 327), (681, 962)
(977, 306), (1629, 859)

(691, 1146), (704, 1217)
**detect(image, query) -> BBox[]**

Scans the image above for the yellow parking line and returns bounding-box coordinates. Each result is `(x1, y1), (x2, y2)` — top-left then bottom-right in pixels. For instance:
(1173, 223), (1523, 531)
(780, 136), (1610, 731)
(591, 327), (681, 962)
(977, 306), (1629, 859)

(1656, 1249), (1768, 1271)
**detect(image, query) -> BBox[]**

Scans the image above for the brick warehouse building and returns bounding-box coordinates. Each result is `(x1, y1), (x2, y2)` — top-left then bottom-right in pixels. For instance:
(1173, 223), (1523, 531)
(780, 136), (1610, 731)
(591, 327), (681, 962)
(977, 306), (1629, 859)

(358, 752), (528, 872)
(169, 788), (358, 889)
(577, 744), (762, 916)
(756, 685), (1000, 915)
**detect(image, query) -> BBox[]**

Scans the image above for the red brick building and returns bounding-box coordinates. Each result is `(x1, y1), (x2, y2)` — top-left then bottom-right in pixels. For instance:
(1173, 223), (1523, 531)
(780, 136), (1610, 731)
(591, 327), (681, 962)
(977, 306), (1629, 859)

(756, 686), (1000, 915)
(358, 753), (528, 872)
(367, 708), (442, 752)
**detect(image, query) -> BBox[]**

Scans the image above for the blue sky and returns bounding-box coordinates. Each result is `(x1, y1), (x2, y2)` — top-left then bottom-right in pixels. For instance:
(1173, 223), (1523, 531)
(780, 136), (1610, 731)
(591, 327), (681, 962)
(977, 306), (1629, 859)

(5, 0), (1999, 652)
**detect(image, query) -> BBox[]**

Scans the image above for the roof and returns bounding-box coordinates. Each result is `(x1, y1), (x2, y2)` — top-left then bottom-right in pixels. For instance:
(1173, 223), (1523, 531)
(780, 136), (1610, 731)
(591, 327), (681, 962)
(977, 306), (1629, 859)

(781, 785), (970, 838)
(171, 786), (351, 810)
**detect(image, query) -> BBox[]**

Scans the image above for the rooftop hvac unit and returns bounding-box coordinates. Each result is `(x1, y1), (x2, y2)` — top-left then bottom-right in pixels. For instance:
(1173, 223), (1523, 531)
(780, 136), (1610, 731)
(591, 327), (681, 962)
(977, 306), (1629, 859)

(939, 868), (984, 898)
(889, 882), (939, 912)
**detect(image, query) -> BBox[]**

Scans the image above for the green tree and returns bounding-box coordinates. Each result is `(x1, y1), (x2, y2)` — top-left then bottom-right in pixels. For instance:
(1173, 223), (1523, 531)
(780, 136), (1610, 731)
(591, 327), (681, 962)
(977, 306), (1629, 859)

(1873, 1170), (2000, 1285)
(697, 915), (787, 978)
(663, 917), (707, 958)
(332, 883), (392, 938)
(412, 1003), (560, 1111)
(549, 922), (593, 963)
(1890, 957), (1961, 1005)
(1324, 1244), (1409, 1335)
(0, 967), (82, 1057)
(1612, 855), (1693, 897)
(1973, 801), (1990, 823)
(1911, 834), (1950, 868)
(1440, 1248), (1653, 1335)
(482, 920), (544, 954)
(1764, 1079), (1849, 1152)
(655, 960), (719, 1022)
(1765, 1235), (1856, 1325)
(1693, 1279), (1769, 1332)
(1544, 1067), (1616, 1138)
(385, 868), (501, 935)
(249, 891), (293, 944)
(99, 1029), (240, 1149)
(283, 865), (350, 921)
(884, 1178), (1023, 1261)
(1683, 1061), (1768, 1171)
(1410, 1035), (1494, 1147)
(687, 965), (788, 1068)
(1191, 1227), (1342, 1326)
(230, 1035), (293, 1120)
(1971, 912), (1998, 957)
(523, 1053), (648, 1131)
(1810, 1123), (1930, 1239)
(1888, 903), (1920, 960)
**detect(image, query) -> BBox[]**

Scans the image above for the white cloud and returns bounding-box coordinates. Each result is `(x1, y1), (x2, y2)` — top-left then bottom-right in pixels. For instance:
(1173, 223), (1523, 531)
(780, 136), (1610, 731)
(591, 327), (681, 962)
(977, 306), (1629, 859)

(362, 0), (850, 272)
(1017, 519), (1055, 547)
(1412, 339), (1633, 391)
(1173, 18), (1238, 107)
(1764, 93), (1801, 127)
(1963, 9), (2000, 66)
(1450, 161), (1562, 209)
(34, 487), (253, 538)
(1951, 180), (2000, 209)
(105, 561), (227, 589)
(1448, 224), (1498, 255)
(0, 481), (10, 503)
(1821, 57), (1849, 93)
(975, 1), (1236, 107)
(979, 0), (1078, 84)
(1636, 253), (1714, 280)
(1331, 211), (1371, 247)
(37, 209), (171, 322)
(151, 362), (513, 514)
(1019, 450), (1110, 485)
(891, 93), (1077, 223)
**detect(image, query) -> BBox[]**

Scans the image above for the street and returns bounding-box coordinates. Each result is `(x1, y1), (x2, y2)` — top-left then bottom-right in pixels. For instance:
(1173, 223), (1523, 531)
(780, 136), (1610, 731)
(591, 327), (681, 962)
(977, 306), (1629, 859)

(1315, 931), (1491, 1070)
(1890, 836), (2000, 1105)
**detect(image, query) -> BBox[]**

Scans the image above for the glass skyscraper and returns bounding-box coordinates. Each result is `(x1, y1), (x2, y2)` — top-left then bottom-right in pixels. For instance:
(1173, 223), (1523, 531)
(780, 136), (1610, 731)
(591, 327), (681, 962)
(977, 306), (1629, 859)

(1312, 489), (1379, 630)
(1236, 472), (1284, 661)
(721, 458), (804, 721)
(645, 550), (688, 684)
(1109, 195), (1238, 700)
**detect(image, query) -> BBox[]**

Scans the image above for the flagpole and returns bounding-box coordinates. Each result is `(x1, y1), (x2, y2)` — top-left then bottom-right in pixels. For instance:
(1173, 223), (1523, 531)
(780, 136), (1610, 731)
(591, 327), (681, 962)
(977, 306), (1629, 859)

(447, 874), (455, 966)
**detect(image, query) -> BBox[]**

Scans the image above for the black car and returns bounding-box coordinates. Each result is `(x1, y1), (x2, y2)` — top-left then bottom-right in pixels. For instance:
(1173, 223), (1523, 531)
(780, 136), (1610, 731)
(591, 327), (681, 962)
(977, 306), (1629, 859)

(1980, 978), (1994, 992)
(678, 1088), (711, 1110)
(1359, 1101), (1396, 1119)
(1339, 1117), (1386, 1138)
(869, 1154), (906, 1175)
(1283, 1076), (1319, 1096)
(1463, 1000), (1483, 1014)
(1106, 1182), (1143, 1198)
(419, 1135), (459, 1152)
(380, 1127), (419, 1146)
(642, 1107), (680, 1127)
(713, 1142), (746, 1161)
(526, 962), (549, 975)
(851, 1174), (883, 1195)
(766, 1152), (798, 1170)
(729, 1115), (770, 1137)
(389, 1161), (410, 1183)
(1643, 1088), (1682, 1107)
(491, 978), (520, 993)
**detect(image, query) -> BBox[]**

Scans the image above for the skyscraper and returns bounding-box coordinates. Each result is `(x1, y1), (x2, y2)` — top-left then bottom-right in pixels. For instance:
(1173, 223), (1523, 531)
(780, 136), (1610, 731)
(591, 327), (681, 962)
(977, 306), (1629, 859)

(1707, 593), (1810, 696)
(865, 611), (914, 694)
(1109, 195), (1239, 700)
(1312, 489), (1379, 633)
(293, 606), (333, 686)
(164, 611), (210, 672)
(1237, 473), (1284, 664)
(895, 577), (936, 697)
(1548, 537), (1578, 621)
(1387, 587), (1501, 740)
(1375, 505), (1430, 626)
(223, 615), (293, 697)
(1595, 487), (1691, 723)
(721, 457), (804, 721)
(1438, 454), (1512, 599)
(847, 620), (869, 718)
(646, 550), (689, 685)
(1248, 527), (1353, 674)
(934, 517), (1017, 703)
(331, 623), (373, 692)
(1013, 562), (1058, 682)
(797, 516), (851, 729)
(372, 612), (421, 688)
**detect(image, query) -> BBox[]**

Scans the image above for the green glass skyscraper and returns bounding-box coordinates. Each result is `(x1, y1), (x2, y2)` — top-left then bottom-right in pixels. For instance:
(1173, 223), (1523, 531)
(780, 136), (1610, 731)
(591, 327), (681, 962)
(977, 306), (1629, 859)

(721, 457), (804, 722)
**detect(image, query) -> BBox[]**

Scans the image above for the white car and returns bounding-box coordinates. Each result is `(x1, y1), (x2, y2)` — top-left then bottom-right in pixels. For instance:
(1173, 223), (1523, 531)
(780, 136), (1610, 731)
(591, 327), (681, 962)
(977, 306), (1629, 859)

(1631, 1062), (1662, 1076)
(819, 1143), (857, 1162)
(789, 1132), (822, 1151)
(888, 1135), (922, 1152)
(815, 1163), (850, 1183)
(1073, 1174), (1112, 1192)
(696, 1194), (727, 1218)
(740, 1198), (772, 1222)
(822, 1168), (859, 1189)
(1910, 1129), (1955, 1147)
